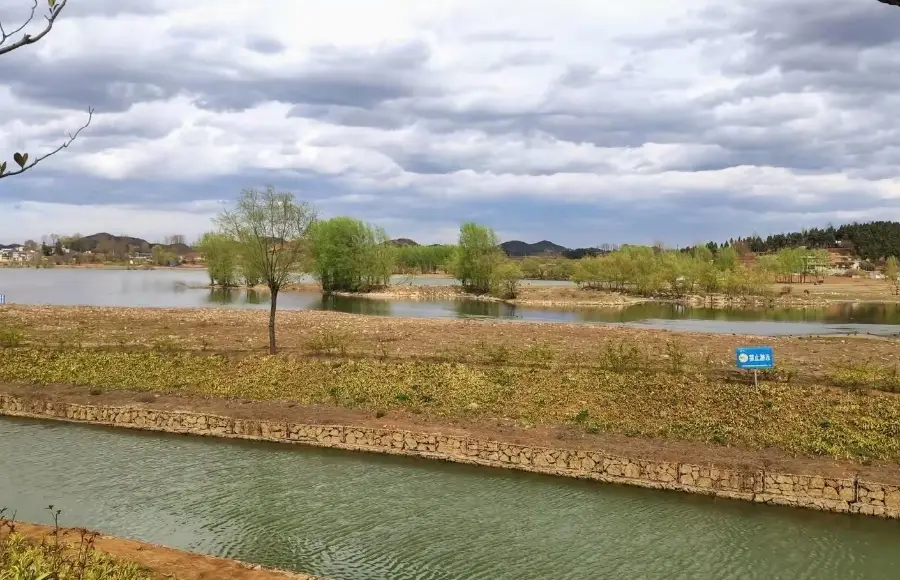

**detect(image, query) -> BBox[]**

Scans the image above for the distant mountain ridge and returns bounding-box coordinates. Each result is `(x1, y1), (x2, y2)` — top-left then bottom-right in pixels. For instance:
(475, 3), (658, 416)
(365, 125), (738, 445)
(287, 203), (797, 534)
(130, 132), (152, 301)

(0, 233), (193, 255)
(500, 240), (569, 257)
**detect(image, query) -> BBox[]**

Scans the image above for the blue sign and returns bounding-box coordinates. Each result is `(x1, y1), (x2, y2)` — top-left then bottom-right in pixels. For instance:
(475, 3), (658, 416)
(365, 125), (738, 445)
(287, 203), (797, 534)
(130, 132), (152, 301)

(736, 346), (774, 369)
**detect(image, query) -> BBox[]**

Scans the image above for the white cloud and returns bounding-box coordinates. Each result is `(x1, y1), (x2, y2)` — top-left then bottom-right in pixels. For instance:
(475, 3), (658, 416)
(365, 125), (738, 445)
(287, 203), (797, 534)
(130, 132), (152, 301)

(0, 0), (899, 245)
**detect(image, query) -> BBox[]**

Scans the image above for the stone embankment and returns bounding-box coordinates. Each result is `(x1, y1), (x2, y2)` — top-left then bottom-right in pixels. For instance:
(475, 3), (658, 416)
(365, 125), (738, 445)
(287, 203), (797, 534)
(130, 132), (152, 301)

(1, 394), (897, 520)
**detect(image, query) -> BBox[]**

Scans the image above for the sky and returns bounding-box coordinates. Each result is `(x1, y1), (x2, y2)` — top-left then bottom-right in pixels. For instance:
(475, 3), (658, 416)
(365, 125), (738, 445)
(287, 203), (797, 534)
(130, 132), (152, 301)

(1, 0), (900, 247)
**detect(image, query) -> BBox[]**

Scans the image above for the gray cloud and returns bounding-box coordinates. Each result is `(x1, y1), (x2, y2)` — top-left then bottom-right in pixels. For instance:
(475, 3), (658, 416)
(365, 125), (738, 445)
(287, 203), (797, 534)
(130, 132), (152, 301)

(0, 38), (436, 113)
(245, 36), (285, 55)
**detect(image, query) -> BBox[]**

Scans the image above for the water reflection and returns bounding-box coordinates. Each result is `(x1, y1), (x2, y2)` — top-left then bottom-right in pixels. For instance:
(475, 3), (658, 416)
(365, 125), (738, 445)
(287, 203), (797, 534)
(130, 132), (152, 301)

(205, 288), (267, 306)
(2, 268), (900, 335)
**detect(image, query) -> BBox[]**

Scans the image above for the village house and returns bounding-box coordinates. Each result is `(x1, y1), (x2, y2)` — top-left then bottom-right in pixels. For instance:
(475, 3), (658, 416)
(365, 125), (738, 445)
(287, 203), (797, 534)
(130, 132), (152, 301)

(0, 246), (36, 264)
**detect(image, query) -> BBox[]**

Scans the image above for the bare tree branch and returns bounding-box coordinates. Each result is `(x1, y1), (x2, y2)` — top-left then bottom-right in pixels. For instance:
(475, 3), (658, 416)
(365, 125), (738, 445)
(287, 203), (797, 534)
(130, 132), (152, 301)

(0, 0), (92, 180)
(0, 0), (68, 57)
(0, 107), (93, 179)
(877, 0), (900, 6)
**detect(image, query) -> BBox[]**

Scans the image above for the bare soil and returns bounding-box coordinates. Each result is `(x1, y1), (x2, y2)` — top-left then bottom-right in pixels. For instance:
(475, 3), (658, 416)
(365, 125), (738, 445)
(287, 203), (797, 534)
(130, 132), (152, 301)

(3, 305), (899, 379)
(5, 382), (900, 484)
(5, 522), (316, 579)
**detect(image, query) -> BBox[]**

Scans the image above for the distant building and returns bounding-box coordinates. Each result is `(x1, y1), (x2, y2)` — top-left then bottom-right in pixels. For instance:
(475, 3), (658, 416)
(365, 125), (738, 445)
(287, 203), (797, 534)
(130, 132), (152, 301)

(827, 248), (859, 270)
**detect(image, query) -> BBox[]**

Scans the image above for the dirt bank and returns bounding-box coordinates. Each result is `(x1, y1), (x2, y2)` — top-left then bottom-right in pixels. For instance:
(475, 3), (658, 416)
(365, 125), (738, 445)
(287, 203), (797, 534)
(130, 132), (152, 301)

(4, 382), (899, 483)
(3, 305), (899, 380)
(4, 522), (317, 580)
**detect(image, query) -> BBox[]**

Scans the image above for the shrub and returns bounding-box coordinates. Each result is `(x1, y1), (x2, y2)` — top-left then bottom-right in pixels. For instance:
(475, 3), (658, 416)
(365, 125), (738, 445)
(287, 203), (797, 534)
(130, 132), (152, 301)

(0, 327), (24, 348)
(599, 341), (642, 372)
(304, 330), (352, 356)
(491, 261), (523, 299)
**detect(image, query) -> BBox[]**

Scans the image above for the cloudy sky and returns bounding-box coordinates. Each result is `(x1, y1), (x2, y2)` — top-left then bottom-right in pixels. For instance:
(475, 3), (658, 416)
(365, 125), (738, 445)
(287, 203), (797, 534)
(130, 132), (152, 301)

(1, 0), (899, 247)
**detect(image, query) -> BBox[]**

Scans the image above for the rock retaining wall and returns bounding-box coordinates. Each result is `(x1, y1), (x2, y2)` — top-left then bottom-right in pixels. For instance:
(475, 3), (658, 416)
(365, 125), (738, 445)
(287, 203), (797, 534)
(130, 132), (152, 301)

(1, 394), (898, 520)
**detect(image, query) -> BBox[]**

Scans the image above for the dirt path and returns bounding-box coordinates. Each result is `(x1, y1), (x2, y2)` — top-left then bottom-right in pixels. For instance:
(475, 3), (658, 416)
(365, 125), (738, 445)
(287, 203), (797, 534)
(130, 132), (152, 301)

(5, 382), (900, 484)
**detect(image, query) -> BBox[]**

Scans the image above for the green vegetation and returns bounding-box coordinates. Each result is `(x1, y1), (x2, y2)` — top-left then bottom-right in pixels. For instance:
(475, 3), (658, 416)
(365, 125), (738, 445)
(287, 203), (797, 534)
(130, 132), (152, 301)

(1, 508), (153, 580)
(309, 217), (394, 292)
(3, 345), (900, 462)
(447, 223), (523, 297)
(196, 232), (239, 287)
(394, 244), (455, 275)
(569, 245), (833, 298)
(721, 221), (900, 261)
(519, 257), (574, 281)
(214, 186), (317, 354)
(448, 223), (503, 294)
(885, 257), (900, 296)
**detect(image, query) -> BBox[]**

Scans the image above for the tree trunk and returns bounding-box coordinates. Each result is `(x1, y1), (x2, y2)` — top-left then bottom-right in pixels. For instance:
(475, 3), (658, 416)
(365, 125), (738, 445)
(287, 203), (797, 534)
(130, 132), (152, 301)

(268, 286), (279, 355)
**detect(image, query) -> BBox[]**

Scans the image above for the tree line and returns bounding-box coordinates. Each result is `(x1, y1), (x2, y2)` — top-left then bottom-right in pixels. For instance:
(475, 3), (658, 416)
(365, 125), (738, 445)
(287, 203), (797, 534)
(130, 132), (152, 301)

(702, 221), (900, 262)
(197, 187), (528, 353)
(571, 245), (832, 297)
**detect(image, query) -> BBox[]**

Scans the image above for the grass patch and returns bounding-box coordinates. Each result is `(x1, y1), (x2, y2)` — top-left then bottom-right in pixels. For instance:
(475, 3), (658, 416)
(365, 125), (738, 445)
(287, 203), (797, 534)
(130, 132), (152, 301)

(2, 347), (900, 462)
(0, 327), (25, 348)
(1, 507), (155, 580)
(829, 361), (900, 393)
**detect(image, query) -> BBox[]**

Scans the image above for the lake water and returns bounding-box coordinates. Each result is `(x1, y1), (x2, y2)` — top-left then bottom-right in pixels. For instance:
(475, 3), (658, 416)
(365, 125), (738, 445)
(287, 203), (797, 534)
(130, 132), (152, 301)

(2, 416), (898, 580)
(1, 268), (899, 336)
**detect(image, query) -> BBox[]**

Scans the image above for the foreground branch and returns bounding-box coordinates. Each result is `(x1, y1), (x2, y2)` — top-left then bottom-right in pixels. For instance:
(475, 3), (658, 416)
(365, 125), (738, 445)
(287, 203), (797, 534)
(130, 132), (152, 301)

(877, 0), (900, 6)
(0, 0), (68, 57)
(0, 107), (93, 179)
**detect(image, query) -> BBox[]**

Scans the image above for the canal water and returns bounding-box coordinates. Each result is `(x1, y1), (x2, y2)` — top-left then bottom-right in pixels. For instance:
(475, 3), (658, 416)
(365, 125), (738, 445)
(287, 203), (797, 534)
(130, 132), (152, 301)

(2, 268), (900, 336)
(1, 417), (898, 580)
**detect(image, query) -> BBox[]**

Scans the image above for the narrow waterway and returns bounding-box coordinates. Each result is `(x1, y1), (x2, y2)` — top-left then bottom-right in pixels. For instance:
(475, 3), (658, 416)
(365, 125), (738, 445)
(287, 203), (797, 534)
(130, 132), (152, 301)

(2, 268), (900, 335)
(1, 417), (898, 580)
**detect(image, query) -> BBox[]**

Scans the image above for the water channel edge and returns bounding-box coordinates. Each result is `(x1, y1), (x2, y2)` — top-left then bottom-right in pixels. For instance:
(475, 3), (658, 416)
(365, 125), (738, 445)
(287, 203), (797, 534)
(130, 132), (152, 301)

(2, 392), (897, 522)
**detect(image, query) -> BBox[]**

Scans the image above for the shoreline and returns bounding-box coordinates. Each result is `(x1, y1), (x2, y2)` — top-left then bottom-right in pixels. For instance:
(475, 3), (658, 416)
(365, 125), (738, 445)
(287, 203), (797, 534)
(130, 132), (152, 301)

(3, 521), (319, 579)
(2, 386), (898, 521)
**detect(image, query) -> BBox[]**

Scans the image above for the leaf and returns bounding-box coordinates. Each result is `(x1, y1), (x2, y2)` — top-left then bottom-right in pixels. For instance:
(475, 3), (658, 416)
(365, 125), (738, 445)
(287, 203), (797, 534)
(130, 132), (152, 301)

(48, 0), (56, 7)
(13, 152), (28, 168)
(0, 162), (5, 175)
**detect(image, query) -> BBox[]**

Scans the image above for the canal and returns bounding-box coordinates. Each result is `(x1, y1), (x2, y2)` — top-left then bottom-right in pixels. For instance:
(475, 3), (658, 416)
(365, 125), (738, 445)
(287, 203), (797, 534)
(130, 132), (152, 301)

(1, 417), (898, 579)
(2, 268), (900, 336)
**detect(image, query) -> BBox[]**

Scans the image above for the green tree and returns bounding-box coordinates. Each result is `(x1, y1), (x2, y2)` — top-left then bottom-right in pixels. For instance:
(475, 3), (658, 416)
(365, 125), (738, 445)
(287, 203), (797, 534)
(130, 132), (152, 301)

(196, 232), (238, 287)
(886, 256), (900, 295)
(309, 217), (394, 292)
(0, 0), (93, 179)
(150, 245), (177, 266)
(448, 222), (504, 294)
(215, 186), (317, 354)
(492, 260), (524, 299)
(714, 246), (739, 271)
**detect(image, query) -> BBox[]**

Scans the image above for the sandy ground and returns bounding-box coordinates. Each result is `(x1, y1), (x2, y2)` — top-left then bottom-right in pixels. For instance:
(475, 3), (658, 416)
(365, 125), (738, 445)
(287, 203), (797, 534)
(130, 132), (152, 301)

(5, 382), (900, 484)
(2, 305), (899, 381)
(3, 521), (316, 579)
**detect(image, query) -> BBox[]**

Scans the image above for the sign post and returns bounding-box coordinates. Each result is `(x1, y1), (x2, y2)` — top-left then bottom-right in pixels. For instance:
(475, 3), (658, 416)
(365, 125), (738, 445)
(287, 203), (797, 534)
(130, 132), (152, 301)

(735, 346), (774, 387)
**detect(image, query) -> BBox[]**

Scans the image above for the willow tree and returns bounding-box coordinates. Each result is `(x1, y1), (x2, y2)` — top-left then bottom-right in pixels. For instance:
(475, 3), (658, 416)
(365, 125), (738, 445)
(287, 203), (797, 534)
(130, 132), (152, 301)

(0, 0), (92, 178)
(309, 216), (394, 292)
(215, 187), (316, 354)
(448, 222), (504, 294)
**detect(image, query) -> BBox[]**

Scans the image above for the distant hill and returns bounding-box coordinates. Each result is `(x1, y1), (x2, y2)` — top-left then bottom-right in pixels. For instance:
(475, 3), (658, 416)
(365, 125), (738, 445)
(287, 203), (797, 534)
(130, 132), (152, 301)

(391, 238), (419, 247)
(500, 240), (568, 257)
(65, 233), (193, 255)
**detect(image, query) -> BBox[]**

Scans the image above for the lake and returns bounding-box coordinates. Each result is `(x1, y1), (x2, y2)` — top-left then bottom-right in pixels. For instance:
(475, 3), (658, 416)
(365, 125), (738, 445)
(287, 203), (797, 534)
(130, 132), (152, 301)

(1, 268), (899, 336)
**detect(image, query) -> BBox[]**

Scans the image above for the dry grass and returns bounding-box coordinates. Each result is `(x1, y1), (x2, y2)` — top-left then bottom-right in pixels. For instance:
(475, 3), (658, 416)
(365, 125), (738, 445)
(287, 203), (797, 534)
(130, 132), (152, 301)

(3, 345), (900, 462)
(2, 305), (900, 387)
(1, 508), (155, 580)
